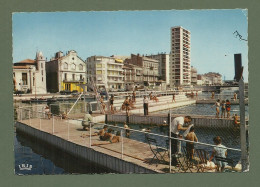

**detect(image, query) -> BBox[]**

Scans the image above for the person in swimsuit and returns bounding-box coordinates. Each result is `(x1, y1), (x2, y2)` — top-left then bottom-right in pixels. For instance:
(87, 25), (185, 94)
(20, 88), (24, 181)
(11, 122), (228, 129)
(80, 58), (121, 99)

(109, 95), (114, 114)
(225, 99), (231, 118)
(132, 91), (136, 103)
(123, 96), (130, 115)
(221, 100), (226, 118)
(212, 99), (220, 118)
(97, 125), (108, 141)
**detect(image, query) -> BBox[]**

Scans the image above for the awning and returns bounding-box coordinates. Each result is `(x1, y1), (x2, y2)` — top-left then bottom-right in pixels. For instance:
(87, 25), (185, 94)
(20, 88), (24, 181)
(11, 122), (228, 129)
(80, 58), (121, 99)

(115, 59), (123, 63)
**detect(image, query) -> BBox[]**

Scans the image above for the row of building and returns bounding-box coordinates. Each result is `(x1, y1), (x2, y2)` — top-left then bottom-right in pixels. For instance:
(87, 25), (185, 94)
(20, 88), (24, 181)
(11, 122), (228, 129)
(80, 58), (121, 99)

(13, 26), (222, 94)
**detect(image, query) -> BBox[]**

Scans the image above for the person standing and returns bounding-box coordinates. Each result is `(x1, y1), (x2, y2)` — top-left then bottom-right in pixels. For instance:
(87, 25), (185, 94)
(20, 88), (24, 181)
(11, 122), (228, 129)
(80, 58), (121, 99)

(234, 92), (237, 101)
(172, 93), (175, 102)
(132, 91), (136, 103)
(143, 96), (149, 116)
(109, 95), (114, 114)
(211, 92), (215, 99)
(221, 100), (226, 118)
(225, 99), (231, 118)
(185, 126), (198, 160)
(212, 99), (220, 118)
(123, 96), (130, 116)
(170, 116), (192, 166)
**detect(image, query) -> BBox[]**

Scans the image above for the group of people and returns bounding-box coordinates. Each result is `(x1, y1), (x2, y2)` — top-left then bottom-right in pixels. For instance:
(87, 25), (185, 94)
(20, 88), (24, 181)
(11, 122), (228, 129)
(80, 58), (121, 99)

(170, 116), (228, 172)
(99, 91), (138, 115)
(212, 99), (232, 118)
(94, 125), (121, 144)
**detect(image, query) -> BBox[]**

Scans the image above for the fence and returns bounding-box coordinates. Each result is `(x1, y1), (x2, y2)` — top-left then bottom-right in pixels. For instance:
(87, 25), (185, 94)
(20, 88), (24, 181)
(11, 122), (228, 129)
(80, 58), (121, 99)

(16, 106), (247, 173)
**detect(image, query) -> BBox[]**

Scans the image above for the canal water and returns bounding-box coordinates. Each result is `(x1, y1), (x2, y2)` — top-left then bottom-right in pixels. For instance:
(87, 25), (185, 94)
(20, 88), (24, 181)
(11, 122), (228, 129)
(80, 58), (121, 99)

(14, 131), (116, 175)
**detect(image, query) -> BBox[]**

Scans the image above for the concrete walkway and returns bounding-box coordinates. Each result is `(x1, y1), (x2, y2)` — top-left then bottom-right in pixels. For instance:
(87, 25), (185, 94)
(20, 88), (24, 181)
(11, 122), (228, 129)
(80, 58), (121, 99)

(17, 117), (215, 173)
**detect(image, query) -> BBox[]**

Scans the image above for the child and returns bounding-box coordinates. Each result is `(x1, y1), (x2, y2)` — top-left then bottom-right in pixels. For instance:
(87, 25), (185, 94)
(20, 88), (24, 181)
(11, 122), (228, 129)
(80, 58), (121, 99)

(221, 100), (226, 118)
(185, 126), (198, 160)
(212, 99), (220, 118)
(209, 136), (227, 172)
(225, 99), (231, 118)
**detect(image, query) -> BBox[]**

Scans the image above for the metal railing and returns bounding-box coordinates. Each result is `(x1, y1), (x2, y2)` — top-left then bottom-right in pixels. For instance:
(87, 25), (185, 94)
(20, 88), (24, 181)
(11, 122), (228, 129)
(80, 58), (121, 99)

(16, 106), (245, 173)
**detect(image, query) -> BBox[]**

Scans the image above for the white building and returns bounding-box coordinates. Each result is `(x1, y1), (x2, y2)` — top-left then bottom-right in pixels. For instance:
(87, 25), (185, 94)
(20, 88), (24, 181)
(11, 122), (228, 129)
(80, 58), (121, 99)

(46, 50), (86, 93)
(13, 52), (47, 94)
(170, 26), (191, 87)
(86, 56), (124, 91)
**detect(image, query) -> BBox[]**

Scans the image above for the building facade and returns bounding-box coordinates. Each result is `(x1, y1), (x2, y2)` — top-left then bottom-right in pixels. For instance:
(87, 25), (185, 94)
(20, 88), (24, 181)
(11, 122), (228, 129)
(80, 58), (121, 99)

(86, 56), (124, 91)
(46, 50), (86, 93)
(13, 52), (47, 94)
(125, 54), (159, 86)
(170, 26), (191, 87)
(191, 66), (197, 85)
(197, 72), (222, 85)
(122, 63), (143, 91)
(145, 53), (170, 85)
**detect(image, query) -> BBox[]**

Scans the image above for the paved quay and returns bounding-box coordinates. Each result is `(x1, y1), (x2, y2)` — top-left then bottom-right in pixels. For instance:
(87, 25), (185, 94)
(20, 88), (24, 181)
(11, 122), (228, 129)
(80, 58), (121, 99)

(15, 117), (216, 174)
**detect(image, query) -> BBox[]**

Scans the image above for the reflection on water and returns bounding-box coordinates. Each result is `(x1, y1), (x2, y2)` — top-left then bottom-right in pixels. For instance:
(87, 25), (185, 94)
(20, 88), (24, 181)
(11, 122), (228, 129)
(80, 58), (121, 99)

(154, 104), (249, 117)
(15, 131), (115, 175)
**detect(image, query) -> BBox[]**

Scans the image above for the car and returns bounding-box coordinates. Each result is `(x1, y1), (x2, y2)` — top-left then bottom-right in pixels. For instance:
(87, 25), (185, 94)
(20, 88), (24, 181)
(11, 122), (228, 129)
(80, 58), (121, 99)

(60, 90), (72, 95)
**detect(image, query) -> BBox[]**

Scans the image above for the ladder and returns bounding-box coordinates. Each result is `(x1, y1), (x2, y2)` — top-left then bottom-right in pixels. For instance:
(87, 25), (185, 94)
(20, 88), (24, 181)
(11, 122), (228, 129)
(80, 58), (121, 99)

(90, 77), (106, 114)
(67, 93), (83, 115)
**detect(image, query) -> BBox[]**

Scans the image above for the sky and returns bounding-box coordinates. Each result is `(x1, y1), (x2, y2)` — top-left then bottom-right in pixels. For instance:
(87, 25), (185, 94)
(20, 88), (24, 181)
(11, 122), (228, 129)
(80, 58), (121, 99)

(12, 10), (248, 81)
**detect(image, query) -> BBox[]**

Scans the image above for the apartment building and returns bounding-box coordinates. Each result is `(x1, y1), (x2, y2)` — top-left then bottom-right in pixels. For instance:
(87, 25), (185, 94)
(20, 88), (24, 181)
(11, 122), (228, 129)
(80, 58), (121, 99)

(170, 26), (191, 87)
(146, 53), (170, 85)
(122, 63), (143, 91)
(86, 56), (124, 90)
(46, 50), (86, 93)
(125, 54), (159, 86)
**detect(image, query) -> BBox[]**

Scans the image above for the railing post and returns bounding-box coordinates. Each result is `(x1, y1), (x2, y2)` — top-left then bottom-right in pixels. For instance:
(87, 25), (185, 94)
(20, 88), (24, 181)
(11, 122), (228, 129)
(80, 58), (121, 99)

(89, 122), (92, 148)
(169, 110), (172, 172)
(67, 119), (69, 140)
(239, 79), (248, 171)
(20, 108), (22, 121)
(29, 110), (31, 126)
(40, 116), (41, 130)
(52, 115), (54, 134)
(121, 130), (124, 159)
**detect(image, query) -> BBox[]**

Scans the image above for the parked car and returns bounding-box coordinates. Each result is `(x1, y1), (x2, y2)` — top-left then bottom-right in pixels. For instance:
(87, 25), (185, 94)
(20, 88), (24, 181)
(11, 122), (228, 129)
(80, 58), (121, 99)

(60, 90), (72, 95)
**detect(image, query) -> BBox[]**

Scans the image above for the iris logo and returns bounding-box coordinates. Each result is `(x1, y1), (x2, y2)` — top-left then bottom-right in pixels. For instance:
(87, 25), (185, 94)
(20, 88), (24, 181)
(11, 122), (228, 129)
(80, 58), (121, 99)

(18, 164), (32, 171)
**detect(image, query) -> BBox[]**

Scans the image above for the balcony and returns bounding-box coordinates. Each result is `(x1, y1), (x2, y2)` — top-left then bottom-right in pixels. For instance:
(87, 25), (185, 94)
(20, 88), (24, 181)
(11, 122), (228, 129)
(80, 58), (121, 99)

(107, 74), (124, 77)
(63, 79), (85, 83)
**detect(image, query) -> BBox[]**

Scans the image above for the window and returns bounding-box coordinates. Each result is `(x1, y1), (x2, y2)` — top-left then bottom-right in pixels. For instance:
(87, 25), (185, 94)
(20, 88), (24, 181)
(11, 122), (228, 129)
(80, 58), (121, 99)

(63, 62), (68, 69)
(71, 63), (76, 70)
(72, 74), (75, 80)
(64, 73), (67, 80)
(96, 64), (102, 68)
(80, 74), (83, 80)
(41, 70), (43, 75)
(72, 57), (74, 60)
(41, 63), (43, 68)
(13, 73), (15, 77)
(79, 64), (83, 70)
(22, 73), (27, 85)
(96, 70), (102, 75)
(42, 77), (44, 82)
